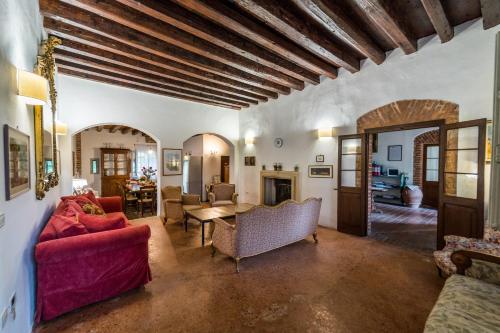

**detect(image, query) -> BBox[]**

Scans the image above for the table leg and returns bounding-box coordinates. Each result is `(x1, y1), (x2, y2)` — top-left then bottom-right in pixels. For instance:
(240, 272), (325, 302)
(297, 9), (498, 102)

(184, 214), (188, 232)
(201, 221), (205, 247)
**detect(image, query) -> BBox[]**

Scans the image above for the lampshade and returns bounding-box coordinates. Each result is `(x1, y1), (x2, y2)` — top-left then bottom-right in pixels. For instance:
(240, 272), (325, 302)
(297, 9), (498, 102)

(16, 69), (48, 105)
(318, 128), (333, 138)
(55, 120), (68, 136)
(245, 137), (255, 145)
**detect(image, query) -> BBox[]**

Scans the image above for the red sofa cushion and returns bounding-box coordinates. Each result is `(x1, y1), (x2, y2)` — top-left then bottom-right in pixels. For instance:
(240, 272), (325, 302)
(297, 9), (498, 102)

(51, 215), (88, 239)
(62, 200), (84, 217)
(79, 213), (127, 233)
(61, 192), (104, 210)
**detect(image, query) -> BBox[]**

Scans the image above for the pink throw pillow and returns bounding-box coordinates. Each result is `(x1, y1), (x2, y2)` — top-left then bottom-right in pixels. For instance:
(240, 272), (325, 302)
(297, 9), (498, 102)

(62, 200), (84, 217)
(51, 215), (88, 238)
(78, 214), (126, 233)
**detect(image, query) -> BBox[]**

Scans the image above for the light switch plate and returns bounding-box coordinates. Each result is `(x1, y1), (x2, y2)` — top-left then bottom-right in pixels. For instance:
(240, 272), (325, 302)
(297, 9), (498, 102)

(0, 213), (5, 229)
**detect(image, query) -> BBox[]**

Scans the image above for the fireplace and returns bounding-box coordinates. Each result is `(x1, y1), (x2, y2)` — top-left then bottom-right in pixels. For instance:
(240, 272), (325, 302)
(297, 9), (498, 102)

(260, 170), (299, 205)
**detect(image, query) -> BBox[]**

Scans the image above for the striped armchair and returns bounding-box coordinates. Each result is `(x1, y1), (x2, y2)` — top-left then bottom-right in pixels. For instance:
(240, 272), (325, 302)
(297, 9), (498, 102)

(211, 198), (322, 272)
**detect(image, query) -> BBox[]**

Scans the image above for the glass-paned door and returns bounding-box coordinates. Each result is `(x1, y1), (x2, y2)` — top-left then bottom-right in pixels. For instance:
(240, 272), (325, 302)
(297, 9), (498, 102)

(422, 144), (440, 208)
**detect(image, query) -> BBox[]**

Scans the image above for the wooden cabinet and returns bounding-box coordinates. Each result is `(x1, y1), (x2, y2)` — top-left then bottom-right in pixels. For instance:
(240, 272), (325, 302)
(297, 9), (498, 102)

(101, 148), (131, 197)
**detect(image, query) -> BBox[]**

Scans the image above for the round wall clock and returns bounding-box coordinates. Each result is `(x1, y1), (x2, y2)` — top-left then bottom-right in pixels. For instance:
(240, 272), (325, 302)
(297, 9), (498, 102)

(274, 138), (284, 148)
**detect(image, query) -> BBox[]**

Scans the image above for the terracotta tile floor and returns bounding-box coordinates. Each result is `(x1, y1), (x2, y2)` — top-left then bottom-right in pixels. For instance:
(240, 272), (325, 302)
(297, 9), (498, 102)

(369, 203), (438, 255)
(36, 216), (443, 333)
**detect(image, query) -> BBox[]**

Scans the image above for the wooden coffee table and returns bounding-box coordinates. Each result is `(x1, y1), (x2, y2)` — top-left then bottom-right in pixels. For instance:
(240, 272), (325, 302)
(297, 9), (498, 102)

(185, 203), (254, 246)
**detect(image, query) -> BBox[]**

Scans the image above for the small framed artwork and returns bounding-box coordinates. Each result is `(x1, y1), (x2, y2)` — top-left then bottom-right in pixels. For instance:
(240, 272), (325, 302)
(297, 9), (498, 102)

(3, 125), (30, 200)
(388, 145), (402, 161)
(90, 158), (100, 174)
(162, 148), (182, 176)
(315, 154), (324, 163)
(308, 165), (333, 178)
(244, 156), (256, 166)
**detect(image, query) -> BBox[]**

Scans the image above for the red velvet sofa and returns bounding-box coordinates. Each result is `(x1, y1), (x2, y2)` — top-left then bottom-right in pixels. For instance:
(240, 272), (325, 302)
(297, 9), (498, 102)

(35, 196), (151, 322)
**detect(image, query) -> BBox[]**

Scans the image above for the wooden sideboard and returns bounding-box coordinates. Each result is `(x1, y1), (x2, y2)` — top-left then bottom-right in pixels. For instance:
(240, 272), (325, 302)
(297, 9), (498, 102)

(101, 148), (131, 197)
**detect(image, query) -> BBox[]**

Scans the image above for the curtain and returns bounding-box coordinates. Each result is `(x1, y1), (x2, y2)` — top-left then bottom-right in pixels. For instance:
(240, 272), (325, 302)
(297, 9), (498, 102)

(134, 144), (157, 179)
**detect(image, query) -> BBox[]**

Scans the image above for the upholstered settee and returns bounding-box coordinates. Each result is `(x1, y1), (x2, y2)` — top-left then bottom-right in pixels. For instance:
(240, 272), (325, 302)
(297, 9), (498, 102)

(208, 183), (238, 207)
(434, 227), (500, 283)
(211, 198), (322, 272)
(35, 195), (151, 322)
(161, 186), (202, 223)
(424, 251), (500, 332)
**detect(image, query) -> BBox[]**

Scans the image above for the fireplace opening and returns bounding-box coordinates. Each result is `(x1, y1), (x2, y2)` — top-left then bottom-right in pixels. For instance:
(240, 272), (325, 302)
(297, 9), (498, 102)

(264, 177), (292, 206)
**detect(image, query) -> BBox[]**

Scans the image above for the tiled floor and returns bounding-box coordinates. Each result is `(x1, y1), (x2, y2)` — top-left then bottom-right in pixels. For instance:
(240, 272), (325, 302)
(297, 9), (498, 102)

(36, 217), (443, 333)
(369, 203), (438, 255)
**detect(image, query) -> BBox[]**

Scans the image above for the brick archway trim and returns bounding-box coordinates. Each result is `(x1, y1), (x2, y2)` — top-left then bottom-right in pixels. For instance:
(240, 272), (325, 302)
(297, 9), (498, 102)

(357, 99), (459, 133)
(413, 130), (440, 187)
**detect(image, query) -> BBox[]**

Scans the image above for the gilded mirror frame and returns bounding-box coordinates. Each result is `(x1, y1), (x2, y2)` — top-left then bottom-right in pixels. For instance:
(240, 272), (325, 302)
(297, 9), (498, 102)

(34, 36), (61, 200)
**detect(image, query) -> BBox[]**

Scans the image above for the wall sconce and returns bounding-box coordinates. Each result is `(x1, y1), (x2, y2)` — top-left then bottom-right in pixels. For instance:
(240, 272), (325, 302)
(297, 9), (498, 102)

(245, 136), (255, 145)
(317, 128), (333, 138)
(55, 120), (68, 136)
(210, 150), (219, 156)
(184, 152), (191, 161)
(16, 69), (48, 105)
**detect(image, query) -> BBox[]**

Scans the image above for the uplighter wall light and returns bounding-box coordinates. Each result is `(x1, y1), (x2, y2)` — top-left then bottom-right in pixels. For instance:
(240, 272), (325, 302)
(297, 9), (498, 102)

(317, 128), (333, 138)
(245, 137), (255, 145)
(55, 120), (68, 136)
(16, 69), (48, 105)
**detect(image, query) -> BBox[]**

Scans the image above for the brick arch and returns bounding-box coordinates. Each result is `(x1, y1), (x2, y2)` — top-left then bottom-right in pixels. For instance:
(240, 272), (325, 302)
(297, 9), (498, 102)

(413, 130), (440, 187)
(357, 99), (459, 133)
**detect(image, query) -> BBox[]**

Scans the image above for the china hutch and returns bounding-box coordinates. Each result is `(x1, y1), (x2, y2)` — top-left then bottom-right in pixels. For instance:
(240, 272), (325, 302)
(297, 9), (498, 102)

(100, 148), (131, 197)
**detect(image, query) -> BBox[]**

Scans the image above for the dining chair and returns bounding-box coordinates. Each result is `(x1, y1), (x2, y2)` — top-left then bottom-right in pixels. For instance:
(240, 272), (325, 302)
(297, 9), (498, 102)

(119, 184), (138, 214)
(138, 186), (156, 217)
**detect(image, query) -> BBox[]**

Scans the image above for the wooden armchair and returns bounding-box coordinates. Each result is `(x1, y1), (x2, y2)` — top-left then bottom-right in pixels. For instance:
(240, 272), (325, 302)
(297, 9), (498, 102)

(162, 186), (202, 224)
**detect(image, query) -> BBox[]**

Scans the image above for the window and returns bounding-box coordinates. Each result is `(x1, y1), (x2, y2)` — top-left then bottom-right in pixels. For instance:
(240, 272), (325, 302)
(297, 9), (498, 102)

(425, 145), (439, 182)
(134, 144), (157, 179)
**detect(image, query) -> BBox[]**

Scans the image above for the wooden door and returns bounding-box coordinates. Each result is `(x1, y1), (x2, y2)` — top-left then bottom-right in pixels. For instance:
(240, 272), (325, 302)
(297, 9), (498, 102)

(438, 119), (486, 249)
(337, 134), (368, 236)
(220, 155), (230, 183)
(422, 144), (439, 208)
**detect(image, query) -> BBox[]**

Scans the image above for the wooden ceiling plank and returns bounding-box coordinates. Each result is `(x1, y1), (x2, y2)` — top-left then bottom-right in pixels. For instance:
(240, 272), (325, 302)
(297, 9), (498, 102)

(58, 67), (241, 110)
(292, 0), (385, 65)
(54, 50), (260, 105)
(352, 0), (417, 54)
(233, 0), (360, 72)
(173, 0), (338, 79)
(131, 129), (139, 135)
(56, 62), (250, 108)
(480, 0), (500, 30)
(61, 0), (305, 90)
(39, 0), (291, 95)
(420, 0), (453, 43)
(95, 126), (103, 132)
(56, 41), (267, 102)
(44, 18), (277, 99)
(120, 127), (131, 134)
(109, 125), (118, 133)
(116, 0), (319, 85)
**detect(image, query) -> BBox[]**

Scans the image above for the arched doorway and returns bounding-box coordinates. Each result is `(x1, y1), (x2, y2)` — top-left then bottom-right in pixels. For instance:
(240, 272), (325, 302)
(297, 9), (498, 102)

(71, 124), (160, 218)
(182, 133), (235, 201)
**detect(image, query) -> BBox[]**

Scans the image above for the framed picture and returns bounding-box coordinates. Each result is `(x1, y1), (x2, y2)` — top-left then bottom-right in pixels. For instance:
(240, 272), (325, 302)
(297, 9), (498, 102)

(244, 156), (256, 166)
(308, 165), (333, 178)
(388, 145), (402, 161)
(486, 120), (493, 163)
(3, 125), (30, 200)
(315, 154), (324, 162)
(162, 148), (182, 176)
(90, 158), (100, 174)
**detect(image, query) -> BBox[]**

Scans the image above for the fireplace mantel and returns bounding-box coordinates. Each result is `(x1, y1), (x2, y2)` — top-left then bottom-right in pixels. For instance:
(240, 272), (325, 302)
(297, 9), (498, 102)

(260, 170), (300, 204)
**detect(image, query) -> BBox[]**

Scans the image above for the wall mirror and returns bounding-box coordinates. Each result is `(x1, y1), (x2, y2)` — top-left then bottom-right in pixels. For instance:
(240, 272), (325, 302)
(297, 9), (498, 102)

(34, 36), (61, 199)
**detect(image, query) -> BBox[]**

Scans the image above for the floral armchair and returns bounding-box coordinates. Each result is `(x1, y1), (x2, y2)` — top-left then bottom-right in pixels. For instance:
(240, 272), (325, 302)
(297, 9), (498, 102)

(433, 227), (500, 284)
(162, 186), (202, 224)
(208, 183), (238, 207)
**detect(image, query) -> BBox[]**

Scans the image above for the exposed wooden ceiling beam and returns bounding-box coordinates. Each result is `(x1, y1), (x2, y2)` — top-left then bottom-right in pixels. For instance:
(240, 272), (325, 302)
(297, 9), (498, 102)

(120, 127), (131, 134)
(352, 0), (417, 54)
(54, 50), (259, 105)
(58, 67), (241, 110)
(39, 0), (291, 95)
(115, 0), (319, 85)
(56, 62), (249, 108)
(291, 0), (385, 65)
(173, 0), (338, 79)
(108, 125), (118, 133)
(95, 126), (103, 132)
(60, 0), (305, 91)
(480, 0), (500, 30)
(131, 129), (139, 136)
(44, 18), (278, 99)
(233, 0), (360, 73)
(420, 0), (453, 43)
(55, 41), (267, 102)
